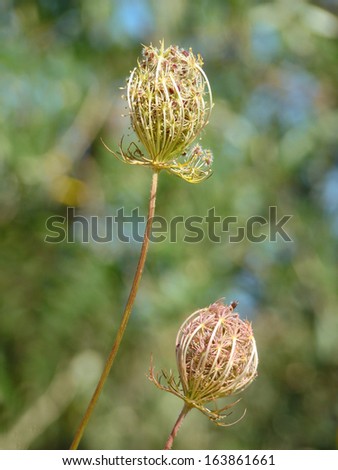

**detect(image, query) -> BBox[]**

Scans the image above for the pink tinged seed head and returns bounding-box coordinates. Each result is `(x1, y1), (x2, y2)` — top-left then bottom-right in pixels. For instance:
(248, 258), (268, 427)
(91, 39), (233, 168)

(149, 300), (258, 425)
(176, 301), (258, 403)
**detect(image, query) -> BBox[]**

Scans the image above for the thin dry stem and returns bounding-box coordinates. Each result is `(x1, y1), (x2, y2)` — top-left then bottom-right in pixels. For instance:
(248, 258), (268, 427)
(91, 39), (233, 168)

(70, 170), (159, 450)
(164, 404), (191, 450)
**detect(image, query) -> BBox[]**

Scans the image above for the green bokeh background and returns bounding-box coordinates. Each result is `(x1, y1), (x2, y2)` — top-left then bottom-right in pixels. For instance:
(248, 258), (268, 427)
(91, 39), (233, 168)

(0, 0), (338, 450)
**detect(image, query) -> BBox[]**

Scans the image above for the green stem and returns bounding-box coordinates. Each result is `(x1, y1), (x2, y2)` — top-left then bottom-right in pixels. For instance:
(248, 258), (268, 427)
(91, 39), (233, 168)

(70, 170), (159, 450)
(164, 404), (191, 450)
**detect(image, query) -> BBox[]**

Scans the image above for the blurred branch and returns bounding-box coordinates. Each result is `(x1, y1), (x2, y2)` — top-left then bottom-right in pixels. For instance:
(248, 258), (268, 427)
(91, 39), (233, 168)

(42, 83), (115, 205)
(0, 351), (102, 450)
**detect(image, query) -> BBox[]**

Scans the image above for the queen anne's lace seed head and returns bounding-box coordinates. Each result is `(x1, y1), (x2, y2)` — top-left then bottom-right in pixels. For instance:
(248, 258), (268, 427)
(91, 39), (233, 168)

(104, 41), (213, 183)
(149, 300), (258, 425)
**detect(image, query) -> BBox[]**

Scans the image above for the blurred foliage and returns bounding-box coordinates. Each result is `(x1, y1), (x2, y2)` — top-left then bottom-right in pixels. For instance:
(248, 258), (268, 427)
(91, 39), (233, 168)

(0, 0), (338, 450)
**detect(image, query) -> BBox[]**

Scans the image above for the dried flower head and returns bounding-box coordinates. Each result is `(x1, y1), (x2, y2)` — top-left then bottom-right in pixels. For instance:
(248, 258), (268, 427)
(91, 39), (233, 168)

(149, 300), (258, 425)
(104, 41), (213, 183)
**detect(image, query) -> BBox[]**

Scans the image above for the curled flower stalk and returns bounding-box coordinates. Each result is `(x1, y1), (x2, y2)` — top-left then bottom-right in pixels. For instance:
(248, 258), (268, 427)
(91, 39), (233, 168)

(103, 41), (213, 183)
(70, 42), (213, 449)
(149, 300), (258, 449)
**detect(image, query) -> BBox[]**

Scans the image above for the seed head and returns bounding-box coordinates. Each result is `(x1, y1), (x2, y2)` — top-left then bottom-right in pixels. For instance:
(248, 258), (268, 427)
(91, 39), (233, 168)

(104, 41), (213, 183)
(149, 300), (258, 425)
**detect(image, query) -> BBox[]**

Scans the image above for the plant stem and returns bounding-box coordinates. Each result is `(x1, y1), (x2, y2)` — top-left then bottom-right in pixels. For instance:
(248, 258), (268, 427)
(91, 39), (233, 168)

(164, 404), (191, 450)
(70, 170), (159, 450)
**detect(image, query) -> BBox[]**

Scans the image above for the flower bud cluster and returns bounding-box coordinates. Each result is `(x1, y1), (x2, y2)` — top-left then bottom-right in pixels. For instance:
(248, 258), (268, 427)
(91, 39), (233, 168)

(106, 41), (213, 183)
